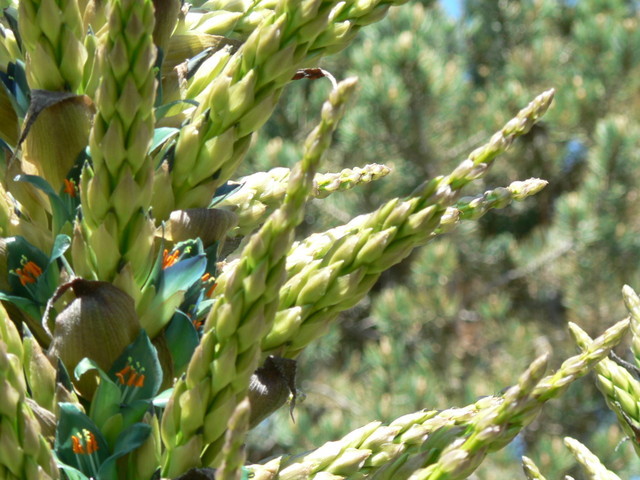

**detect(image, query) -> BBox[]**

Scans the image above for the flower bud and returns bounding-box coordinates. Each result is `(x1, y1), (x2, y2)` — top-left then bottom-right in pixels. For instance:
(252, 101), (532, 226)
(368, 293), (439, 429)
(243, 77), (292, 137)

(47, 279), (140, 399)
(164, 208), (237, 248)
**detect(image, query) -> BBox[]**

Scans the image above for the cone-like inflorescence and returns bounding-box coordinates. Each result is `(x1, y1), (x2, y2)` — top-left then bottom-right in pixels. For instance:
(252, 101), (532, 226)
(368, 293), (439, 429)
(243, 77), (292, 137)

(220, 163), (392, 237)
(18, 0), (87, 92)
(563, 437), (621, 480)
(0, 307), (58, 480)
(236, 90), (555, 359)
(166, 0), (411, 215)
(246, 318), (629, 480)
(78, 0), (157, 286)
(161, 78), (359, 476)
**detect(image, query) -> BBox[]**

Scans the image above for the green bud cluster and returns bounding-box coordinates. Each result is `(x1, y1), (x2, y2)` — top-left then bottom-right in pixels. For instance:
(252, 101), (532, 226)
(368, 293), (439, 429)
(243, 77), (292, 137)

(169, 0), (412, 212)
(246, 319), (628, 479)
(216, 398), (251, 480)
(0, 307), (58, 480)
(79, 0), (157, 286)
(220, 163), (392, 237)
(255, 90), (555, 358)
(161, 78), (358, 476)
(18, 0), (87, 92)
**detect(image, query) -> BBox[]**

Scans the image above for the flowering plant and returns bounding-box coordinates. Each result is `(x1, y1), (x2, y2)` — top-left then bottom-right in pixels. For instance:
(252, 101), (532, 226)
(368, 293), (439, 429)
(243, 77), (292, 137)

(0, 0), (636, 479)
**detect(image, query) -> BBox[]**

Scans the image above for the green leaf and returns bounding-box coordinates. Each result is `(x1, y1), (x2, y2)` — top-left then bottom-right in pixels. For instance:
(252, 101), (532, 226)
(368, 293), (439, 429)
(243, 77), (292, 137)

(120, 399), (152, 427)
(152, 388), (173, 408)
(150, 127), (179, 152)
(98, 423), (152, 480)
(209, 181), (243, 207)
(160, 252), (207, 300)
(50, 234), (71, 263)
(108, 330), (163, 403)
(0, 291), (40, 318)
(75, 358), (123, 431)
(54, 457), (91, 480)
(90, 378), (123, 433)
(165, 311), (199, 372)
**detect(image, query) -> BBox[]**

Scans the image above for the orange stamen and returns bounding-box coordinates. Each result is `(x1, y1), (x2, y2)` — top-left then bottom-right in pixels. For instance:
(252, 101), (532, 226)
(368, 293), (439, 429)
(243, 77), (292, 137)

(72, 430), (99, 455)
(72, 435), (84, 454)
(162, 249), (180, 269)
(135, 374), (145, 388)
(205, 282), (217, 299)
(85, 431), (98, 455)
(63, 178), (77, 197)
(201, 273), (211, 282)
(15, 261), (43, 286)
(127, 372), (138, 387)
(115, 364), (132, 385)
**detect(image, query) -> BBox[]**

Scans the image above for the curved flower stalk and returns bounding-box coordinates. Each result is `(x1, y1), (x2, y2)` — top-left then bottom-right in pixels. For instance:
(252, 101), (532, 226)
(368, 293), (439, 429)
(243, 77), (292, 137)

(0, 306), (58, 480)
(77, 0), (157, 287)
(219, 163), (392, 238)
(161, 77), (358, 476)
(234, 89), (555, 358)
(246, 318), (629, 479)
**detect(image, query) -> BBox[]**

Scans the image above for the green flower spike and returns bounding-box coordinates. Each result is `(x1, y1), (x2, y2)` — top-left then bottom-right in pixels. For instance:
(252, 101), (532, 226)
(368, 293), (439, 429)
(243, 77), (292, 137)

(18, 0), (87, 92)
(563, 437), (621, 480)
(169, 0), (412, 213)
(246, 318), (629, 480)
(220, 163), (392, 238)
(570, 320), (640, 455)
(216, 398), (251, 480)
(0, 308), (58, 480)
(161, 77), (359, 477)
(79, 0), (157, 290)
(254, 89), (554, 358)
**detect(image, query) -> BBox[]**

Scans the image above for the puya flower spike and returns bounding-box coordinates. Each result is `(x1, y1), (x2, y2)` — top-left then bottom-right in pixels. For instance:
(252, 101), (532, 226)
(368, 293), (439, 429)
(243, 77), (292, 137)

(79, 0), (157, 290)
(161, 77), (359, 477)
(243, 90), (555, 358)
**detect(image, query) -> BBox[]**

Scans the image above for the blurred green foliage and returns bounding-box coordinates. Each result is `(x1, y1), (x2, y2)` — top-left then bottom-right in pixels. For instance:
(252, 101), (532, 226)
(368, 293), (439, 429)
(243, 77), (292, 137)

(244, 0), (640, 477)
